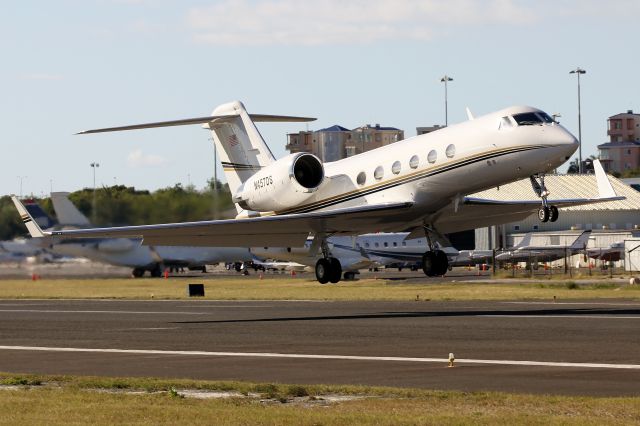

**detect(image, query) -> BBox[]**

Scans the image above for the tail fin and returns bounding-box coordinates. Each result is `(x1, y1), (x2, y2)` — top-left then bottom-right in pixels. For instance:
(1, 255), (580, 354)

(570, 231), (591, 250)
(514, 233), (532, 248)
(50, 192), (92, 227)
(22, 200), (57, 230)
(11, 196), (47, 238)
(205, 101), (277, 196)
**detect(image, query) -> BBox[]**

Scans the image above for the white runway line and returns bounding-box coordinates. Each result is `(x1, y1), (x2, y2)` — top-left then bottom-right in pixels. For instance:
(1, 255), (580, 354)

(482, 315), (640, 319)
(0, 345), (639, 370)
(503, 301), (640, 306)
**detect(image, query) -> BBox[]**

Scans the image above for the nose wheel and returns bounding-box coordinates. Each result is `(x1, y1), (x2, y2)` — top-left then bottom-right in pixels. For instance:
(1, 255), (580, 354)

(531, 174), (559, 223)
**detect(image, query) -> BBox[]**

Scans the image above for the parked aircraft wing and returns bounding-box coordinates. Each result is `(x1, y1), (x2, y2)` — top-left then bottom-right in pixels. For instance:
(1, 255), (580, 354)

(14, 197), (414, 247)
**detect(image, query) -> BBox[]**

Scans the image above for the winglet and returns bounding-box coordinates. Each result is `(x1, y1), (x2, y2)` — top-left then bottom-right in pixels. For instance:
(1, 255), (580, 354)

(11, 196), (47, 238)
(593, 159), (617, 199)
(465, 107), (474, 121)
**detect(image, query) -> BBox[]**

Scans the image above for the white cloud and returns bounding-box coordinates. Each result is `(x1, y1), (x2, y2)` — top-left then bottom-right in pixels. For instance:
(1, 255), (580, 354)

(127, 149), (168, 167)
(186, 0), (535, 46)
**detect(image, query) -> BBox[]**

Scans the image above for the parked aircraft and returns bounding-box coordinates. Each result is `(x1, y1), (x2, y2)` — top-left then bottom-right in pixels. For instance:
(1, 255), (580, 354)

(13, 194), (253, 277)
(22, 101), (622, 283)
(587, 241), (624, 262)
(495, 231), (591, 264)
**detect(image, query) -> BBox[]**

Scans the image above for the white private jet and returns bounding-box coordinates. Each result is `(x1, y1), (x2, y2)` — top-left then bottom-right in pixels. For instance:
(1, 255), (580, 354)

(16, 101), (622, 283)
(495, 231), (591, 264)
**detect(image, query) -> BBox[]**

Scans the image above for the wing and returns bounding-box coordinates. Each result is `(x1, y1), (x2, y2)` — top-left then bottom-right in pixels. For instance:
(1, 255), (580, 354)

(14, 197), (413, 247)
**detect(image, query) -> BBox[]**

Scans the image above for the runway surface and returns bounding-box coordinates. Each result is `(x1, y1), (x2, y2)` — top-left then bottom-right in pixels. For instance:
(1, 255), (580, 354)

(1, 298), (639, 396)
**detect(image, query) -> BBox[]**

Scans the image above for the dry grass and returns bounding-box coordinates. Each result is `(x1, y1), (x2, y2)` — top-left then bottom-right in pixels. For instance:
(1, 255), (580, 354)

(0, 374), (639, 425)
(0, 276), (638, 301)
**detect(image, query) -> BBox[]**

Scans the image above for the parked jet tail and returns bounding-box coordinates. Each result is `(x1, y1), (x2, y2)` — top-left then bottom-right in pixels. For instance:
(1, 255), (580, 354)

(23, 200), (57, 230)
(50, 192), (92, 227)
(570, 231), (591, 250)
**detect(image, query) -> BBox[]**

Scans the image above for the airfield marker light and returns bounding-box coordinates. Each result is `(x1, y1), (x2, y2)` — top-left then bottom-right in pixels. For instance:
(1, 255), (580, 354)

(448, 353), (455, 368)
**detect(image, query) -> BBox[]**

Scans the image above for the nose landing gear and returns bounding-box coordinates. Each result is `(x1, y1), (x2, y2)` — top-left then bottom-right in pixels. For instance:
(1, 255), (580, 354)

(531, 174), (559, 223)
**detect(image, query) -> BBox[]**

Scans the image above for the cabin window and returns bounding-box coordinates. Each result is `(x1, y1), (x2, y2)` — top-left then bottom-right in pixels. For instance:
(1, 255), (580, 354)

(356, 171), (366, 186)
(409, 155), (419, 169)
(514, 225), (520, 231)
(375, 242), (379, 247)
(427, 150), (437, 164)
(384, 242), (388, 247)
(391, 161), (401, 174)
(393, 242), (397, 247)
(365, 242), (370, 248)
(402, 241), (407, 246)
(445, 144), (456, 158)
(374, 166), (384, 180)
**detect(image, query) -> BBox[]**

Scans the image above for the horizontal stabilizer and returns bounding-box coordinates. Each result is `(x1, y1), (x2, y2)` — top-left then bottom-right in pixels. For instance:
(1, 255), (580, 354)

(76, 114), (316, 135)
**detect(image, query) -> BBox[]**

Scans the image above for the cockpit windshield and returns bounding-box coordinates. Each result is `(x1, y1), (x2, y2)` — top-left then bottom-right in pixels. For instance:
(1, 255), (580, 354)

(512, 112), (555, 126)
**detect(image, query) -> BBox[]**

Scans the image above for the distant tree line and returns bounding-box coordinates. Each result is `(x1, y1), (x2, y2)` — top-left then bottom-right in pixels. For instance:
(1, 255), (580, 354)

(0, 179), (233, 241)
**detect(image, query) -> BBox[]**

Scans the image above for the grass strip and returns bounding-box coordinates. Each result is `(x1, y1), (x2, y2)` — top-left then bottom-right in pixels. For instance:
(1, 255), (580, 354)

(0, 373), (638, 425)
(0, 276), (639, 301)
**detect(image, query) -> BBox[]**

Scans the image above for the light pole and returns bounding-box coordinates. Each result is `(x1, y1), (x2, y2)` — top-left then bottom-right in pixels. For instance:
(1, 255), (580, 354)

(569, 67), (586, 173)
(440, 75), (453, 126)
(90, 162), (100, 223)
(17, 176), (27, 198)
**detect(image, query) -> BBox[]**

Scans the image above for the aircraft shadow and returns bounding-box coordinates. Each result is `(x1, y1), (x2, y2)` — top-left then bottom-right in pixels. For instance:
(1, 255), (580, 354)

(171, 307), (640, 325)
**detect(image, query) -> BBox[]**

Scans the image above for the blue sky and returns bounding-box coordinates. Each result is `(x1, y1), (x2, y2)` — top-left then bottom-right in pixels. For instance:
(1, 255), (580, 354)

(2, 0), (638, 197)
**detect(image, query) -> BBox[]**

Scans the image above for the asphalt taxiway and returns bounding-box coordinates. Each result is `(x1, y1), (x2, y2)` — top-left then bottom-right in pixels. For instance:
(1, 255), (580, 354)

(1, 299), (639, 396)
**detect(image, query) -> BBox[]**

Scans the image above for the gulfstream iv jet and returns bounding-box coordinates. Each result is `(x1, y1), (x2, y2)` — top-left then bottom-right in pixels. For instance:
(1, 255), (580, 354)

(17, 101), (622, 283)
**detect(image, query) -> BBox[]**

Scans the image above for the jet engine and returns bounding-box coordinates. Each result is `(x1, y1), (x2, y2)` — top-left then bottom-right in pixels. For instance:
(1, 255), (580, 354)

(233, 153), (324, 212)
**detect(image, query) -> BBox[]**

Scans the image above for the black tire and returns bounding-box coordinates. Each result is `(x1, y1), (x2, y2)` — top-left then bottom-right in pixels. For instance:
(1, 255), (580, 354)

(315, 258), (331, 284)
(422, 251), (436, 277)
(434, 250), (449, 276)
(329, 257), (342, 283)
(538, 207), (550, 222)
(150, 265), (163, 278)
(343, 271), (356, 280)
(132, 268), (145, 278)
(549, 205), (559, 222)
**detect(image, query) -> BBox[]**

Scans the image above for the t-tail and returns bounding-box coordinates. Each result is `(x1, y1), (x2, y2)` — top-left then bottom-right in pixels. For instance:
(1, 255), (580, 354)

(22, 200), (57, 230)
(75, 100), (316, 215)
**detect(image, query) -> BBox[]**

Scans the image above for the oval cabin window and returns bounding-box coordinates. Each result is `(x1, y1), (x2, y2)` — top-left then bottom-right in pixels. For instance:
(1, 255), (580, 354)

(445, 144), (456, 158)
(391, 161), (401, 174)
(356, 171), (366, 186)
(427, 150), (437, 164)
(409, 155), (419, 169)
(374, 166), (384, 180)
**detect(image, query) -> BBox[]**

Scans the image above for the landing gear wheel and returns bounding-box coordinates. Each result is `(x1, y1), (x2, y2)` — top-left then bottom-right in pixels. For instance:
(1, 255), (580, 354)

(132, 268), (145, 278)
(150, 265), (163, 278)
(315, 258), (331, 284)
(329, 258), (342, 283)
(538, 206), (550, 223)
(343, 271), (356, 281)
(422, 251), (437, 277)
(549, 205), (559, 222)
(434, 250), (449, 276)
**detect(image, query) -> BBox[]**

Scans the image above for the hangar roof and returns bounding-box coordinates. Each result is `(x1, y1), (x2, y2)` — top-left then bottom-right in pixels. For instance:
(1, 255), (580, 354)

(471, 174), (640, 211)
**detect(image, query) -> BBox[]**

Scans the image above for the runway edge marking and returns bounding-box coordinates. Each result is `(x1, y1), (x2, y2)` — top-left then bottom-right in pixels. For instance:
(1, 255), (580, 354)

(0, 345), (639, 370)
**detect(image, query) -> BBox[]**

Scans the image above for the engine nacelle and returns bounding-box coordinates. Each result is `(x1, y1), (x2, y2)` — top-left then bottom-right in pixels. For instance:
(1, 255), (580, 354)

(233, 153), (324, 212)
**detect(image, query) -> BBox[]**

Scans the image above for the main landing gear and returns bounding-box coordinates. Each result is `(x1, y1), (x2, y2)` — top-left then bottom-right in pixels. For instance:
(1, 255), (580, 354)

(315, 239), (342, 284)
(530, 174), (559, 223)
(421, 226), (449, 277)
